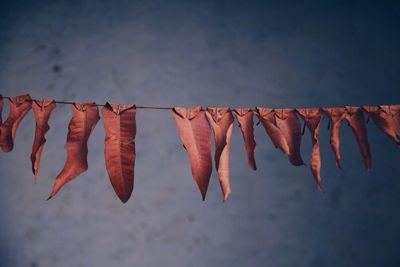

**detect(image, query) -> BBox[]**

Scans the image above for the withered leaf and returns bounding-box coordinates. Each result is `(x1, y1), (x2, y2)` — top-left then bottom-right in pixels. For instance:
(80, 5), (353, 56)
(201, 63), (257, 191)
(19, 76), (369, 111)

(362, 105), (400, 146)
(324, 107), (372, 171)
(256, 107), (304, 166)
(0, 94), (32, 152)
(345, 106), (372, 171)
(297, 108), (323, 191)
(323, 107), (347, 168)
(233, 108), (257, 170)
(31, 99), (56, 177)
(172, 106), (212, 200)
(48, 102), (100, 199)
(206, 107), (234, 201)
(381, 105), (400, 141)
(274, 109), (304, 166)
(256, 107), (290, 155)
(102, 102), (136, 203)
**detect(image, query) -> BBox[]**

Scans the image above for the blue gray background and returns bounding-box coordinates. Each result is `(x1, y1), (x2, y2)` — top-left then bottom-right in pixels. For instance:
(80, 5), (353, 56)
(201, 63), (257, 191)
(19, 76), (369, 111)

(0, 1), (400, 266)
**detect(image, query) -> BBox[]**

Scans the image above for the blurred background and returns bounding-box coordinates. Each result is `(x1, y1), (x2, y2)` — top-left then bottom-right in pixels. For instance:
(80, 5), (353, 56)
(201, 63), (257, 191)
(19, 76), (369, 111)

(0, 1), (400, 266)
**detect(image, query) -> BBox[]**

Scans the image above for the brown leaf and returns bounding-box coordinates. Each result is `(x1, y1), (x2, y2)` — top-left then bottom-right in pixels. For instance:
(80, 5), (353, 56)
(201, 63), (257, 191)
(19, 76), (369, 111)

(172, 106), (212, 200)
(206, 107), (234, 201)
(233, 108), (257, 170)
(344, 106), (372, 171)
(256, 107), (290, 155)
(323, 107), (347, 168)
(48, 102), (100, 199)
(102, 102), (136, 203)
(362, 105), (400, 146)
(31, 99), (56, 178)
(255, 107), (304, 166)
(297, 108), (323, 190)
(381, 105), (400, 140)
(0, 94), (32, 152)
(274, 109), (304, 166)
(324, 107), (372, 170)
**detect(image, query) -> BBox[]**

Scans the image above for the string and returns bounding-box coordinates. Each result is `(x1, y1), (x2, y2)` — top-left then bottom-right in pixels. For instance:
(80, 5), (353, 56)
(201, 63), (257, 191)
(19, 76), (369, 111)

(0, 95), (397, 111)
(0, 96), (172, 110)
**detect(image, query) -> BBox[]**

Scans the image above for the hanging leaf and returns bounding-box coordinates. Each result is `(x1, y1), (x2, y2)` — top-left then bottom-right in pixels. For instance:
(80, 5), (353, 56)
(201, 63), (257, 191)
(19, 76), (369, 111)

(323, 107), (347, 168)
(256, 107), (290, 155)
(362, 105), (400, 146)
(48, 102), (100, 199)
(274, 109), (304, 166)
(102, 102), (136, 203)
(206, 107), (234, 201)
(297, 108), (323, 190)
(31, 99), (56, 178)
(381, 105), (400, 140)
(0, 94), (32, 152)
(345, 106), (372, 171)
(233, 108), (257, 170)
(363, 105), (399, 145)
(172, 106), (212, 200)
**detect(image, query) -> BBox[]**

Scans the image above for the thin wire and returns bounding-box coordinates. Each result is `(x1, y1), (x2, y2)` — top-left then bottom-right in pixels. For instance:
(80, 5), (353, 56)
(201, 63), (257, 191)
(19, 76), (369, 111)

(0, 96), (172, 110)
(135, 106), (172, 110)
(0, 95), (398, 111)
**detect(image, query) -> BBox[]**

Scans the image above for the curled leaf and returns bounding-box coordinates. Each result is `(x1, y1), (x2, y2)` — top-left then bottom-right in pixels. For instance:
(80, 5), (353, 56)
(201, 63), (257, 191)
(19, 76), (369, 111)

(362, 105), (400, 145)
(297, 108), (323, 190)
(324, 107), (372, 170)
(345, 106), (372, 171)
(323, 107), (347, 168)
(255, 107), (304, 166)
(233, 108), (257, 170)
(274, 109), (304, 166)
(256, 107), (289, 155)
(381, 105), (400, 140)
(48, 102), (100, 199)
(102, 102), (136, 203)
(31, 99), (56, 177)
(0, 94), (32, 152)
(206, 107), (234, 201)
(172, 106), (212, 200)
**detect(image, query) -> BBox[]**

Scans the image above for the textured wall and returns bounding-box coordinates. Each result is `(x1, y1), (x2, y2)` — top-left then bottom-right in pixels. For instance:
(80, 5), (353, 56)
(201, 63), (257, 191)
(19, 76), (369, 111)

(0, 1), (400, 266)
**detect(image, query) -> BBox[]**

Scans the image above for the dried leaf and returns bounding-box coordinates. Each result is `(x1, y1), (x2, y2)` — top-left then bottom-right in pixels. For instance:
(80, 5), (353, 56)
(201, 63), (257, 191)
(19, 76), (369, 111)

(324, 107), (372, 170)
(345, 106), (372, 171)
(297, 108), (323, 190)
(206, 107), (234, 201)
(31, 99), (56, 177)
(381, 105), (400, 140)
(102, 102), (136, 203)
(233, 108), (257, 170)
(362, 105), (400, 145)
(256, 107), (290, 155)
(0, 94), (32, 152)
(48, 102), (100, 199)
(323, 107), (347, 168)
(256, 107), (304, 166)
(274, 109), (304, 166)
(172, 106), (212, 200)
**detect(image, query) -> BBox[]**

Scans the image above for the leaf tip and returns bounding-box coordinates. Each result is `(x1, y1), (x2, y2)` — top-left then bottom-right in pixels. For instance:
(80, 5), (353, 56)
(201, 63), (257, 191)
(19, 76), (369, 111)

(119, 195), (131, 204)
(317, 183), (324, 192)
(222, 194), (230, 202)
